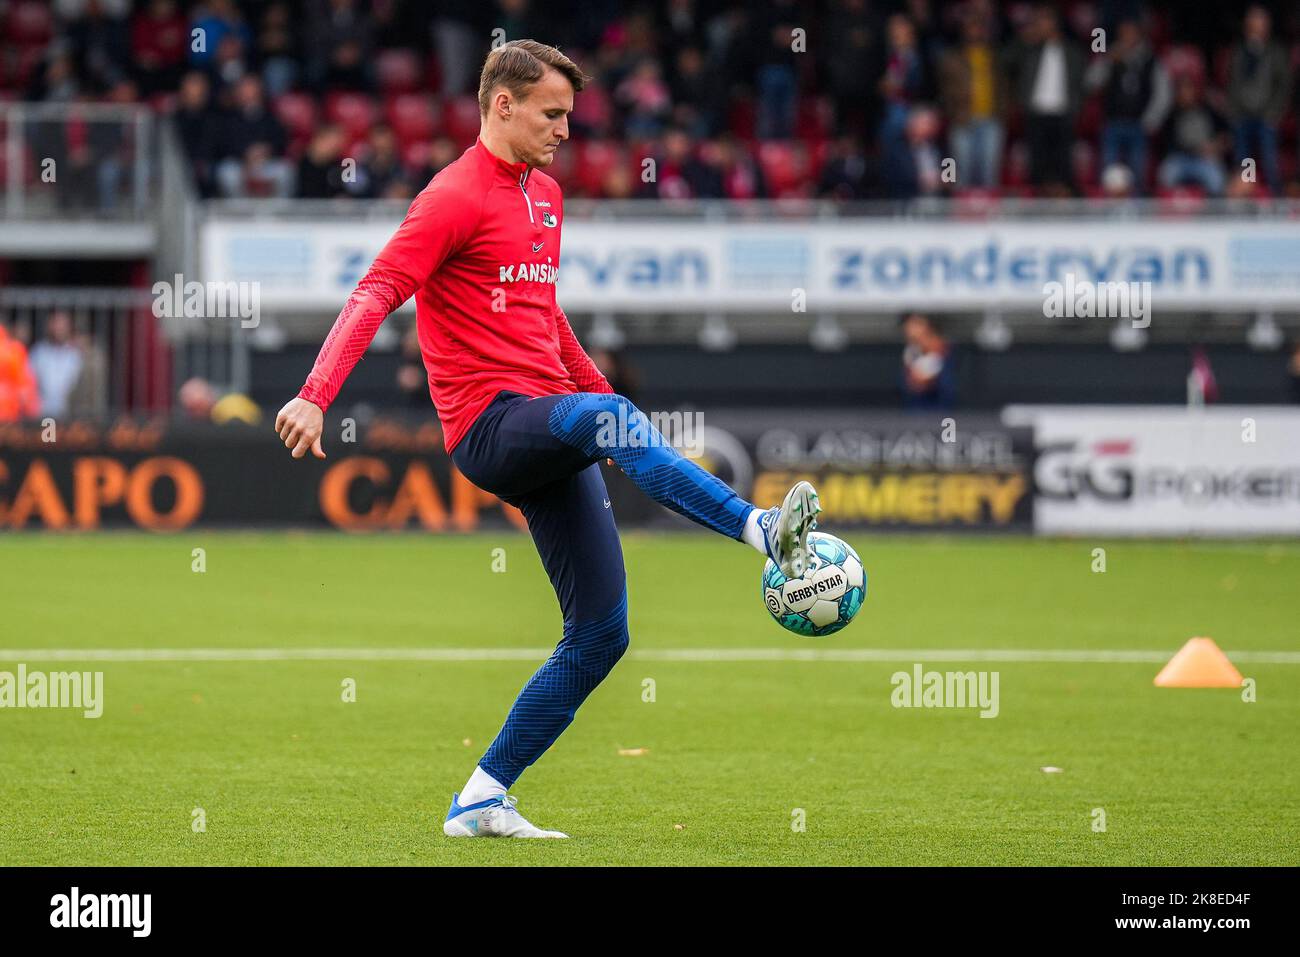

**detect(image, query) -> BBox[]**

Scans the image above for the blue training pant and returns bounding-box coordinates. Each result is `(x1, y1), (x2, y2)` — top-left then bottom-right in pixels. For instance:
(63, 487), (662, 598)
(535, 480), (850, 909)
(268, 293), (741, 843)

(450, 390), (754, 787)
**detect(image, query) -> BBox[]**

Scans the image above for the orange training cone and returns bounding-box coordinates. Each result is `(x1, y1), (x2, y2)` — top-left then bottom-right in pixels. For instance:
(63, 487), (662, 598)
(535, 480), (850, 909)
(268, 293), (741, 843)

(1154, 637), (1244, 688)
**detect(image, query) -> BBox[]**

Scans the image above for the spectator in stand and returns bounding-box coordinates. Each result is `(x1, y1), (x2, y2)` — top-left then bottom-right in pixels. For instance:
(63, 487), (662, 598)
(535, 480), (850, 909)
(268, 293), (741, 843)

(307, 0), (375, 92)
(296, 125), (350, 199)
(1158, 77), (1229, 195)
(1010, 4), (1083, 195)
(668, 46), (722, 138)
(207, 29), (250, 88)
(713, 135), (768, 200)
(0, 323), (41, 423)
(615, 58), (672, 139)
(131, 0), (189, 97)
(824, 0), (881, 138)
(884, 105), (944, 199)
(752, 0), (801, 139)
(1226, 5), (1291, 195)
(256, 2), (300, 98)
(356, 126), (410, 199)
(641, 127), (716, 199)
(215, 74), (292, 198)
(818, 135), (873, 201)
(26, 48), (83, 102)
(1085, 18), (1171, 194)
(899, 312), (955, 411)
(173, 71), (221, 197)
(409, 137), (462, 189)
(66, 331), (109, 419)
(939, 9), (1007, 190)
(188, 0), (252, 72)
(28, 311), (83, 420)
(63, 0), (132, 95)
(94, 78), (139, 210)
(903, 0), (945, 77)
(878, 13), (930, 167)
(177, 376), (261, 425)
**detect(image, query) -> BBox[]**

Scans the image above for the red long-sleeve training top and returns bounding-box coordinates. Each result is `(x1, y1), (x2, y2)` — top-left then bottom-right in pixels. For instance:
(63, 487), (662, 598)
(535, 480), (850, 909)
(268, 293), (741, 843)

(297, 136), (612, 453)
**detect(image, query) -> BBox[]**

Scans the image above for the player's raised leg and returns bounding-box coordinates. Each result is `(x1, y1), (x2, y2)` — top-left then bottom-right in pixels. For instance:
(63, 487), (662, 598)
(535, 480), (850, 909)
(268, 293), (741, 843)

(544, 391), (822, 576)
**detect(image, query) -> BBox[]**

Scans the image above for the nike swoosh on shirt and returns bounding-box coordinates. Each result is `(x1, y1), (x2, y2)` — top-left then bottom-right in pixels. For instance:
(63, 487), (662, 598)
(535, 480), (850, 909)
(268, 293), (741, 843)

(532, 242), (544, 253)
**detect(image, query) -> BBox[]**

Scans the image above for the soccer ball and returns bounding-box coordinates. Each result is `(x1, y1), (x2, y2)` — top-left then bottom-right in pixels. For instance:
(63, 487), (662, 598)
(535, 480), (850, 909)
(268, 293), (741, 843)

(762, 532), (866, 637)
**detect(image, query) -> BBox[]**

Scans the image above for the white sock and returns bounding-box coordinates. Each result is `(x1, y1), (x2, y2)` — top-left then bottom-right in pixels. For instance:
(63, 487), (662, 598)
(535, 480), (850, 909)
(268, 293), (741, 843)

(459, 766), (506, 806)
(741, 506), (768, 555)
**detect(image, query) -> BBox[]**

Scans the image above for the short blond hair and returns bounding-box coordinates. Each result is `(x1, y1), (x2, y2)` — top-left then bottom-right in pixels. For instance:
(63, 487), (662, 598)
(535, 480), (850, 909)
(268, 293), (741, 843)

(477, 40), (588, 116)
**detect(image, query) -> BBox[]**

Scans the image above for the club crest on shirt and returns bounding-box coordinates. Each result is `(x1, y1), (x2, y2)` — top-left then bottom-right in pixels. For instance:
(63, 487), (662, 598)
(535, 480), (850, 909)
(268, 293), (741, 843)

(541, 211), (557, 227)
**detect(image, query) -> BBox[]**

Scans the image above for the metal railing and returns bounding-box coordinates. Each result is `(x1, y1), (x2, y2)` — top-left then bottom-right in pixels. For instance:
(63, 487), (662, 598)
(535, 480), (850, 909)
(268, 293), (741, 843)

(1, 102), (157, 220)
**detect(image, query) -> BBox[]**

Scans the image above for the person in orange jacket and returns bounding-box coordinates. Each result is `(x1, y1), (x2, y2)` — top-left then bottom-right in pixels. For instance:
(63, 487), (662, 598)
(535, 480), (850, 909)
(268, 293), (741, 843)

(0, 323), (42, 422)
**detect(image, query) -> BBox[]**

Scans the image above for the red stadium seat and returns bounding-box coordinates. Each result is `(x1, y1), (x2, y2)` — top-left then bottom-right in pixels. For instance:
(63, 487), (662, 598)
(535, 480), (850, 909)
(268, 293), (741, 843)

(386, 93), (440, 146)
(1, 43), (46, 89)
(402, 139), (431, 170)
(325, 91), (378, 140)
(1075, 94), (1103, 139)
(794, 95), (833, 143)
(5, 1), (53, 47)
(575, 140), (624, 196)
(442, 95), (482, 148)
(375, 48), (422, 94)
(757, 140), (810, 198)
(274, 92), (318, 153)
(1073, 140), (1099, 189)
(545, 139), (576, 184)
(728, 97), (756, 139)
(1002, 140), (1029, 187)
(810, 139), (832, 175)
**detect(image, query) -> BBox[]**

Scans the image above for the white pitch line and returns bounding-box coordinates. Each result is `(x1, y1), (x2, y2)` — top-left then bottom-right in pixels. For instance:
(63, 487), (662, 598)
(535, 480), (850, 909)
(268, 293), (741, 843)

(0, 648), (1297, 664)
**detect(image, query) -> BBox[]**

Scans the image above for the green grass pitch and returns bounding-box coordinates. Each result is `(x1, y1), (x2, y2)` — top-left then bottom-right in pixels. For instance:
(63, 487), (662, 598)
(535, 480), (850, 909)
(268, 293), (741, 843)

(0, 531), (1296, 866)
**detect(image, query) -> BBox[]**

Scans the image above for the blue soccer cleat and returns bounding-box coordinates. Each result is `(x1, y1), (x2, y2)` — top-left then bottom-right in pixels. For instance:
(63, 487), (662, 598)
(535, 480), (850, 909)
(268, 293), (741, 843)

(443, 793), (568, 839)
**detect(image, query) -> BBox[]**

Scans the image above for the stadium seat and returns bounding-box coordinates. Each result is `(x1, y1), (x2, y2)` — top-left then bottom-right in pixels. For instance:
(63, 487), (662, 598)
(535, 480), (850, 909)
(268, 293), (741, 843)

(274, 92), (319, 152)
(1073, 140), (1099, 190)
(575, 140), (624, 196)
(728, 97), (756, 139)
(375, 48), (422, 94)
(325, 91), (378, 140)
(795, 96), (833, 143)
(5, 0), (53, 47)
(757, 140), (811, 198)
(402, 139), (431, 170)
(442, 95), (482, 148)
(545, 140), (577, 183)
(1076, 94), (1103, 139)
(1002, 140), (1029, 187)
(386, 93), (440, 146)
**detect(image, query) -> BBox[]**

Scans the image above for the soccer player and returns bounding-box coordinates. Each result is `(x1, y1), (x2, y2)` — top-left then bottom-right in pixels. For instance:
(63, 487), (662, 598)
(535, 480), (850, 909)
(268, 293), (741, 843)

(275, 40), (821, 838)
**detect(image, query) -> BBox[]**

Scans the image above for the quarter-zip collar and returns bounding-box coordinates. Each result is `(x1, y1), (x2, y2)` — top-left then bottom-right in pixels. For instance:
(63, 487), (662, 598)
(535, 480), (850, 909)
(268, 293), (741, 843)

(475, 136), (532, 186)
